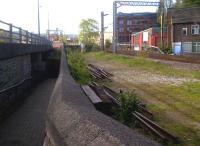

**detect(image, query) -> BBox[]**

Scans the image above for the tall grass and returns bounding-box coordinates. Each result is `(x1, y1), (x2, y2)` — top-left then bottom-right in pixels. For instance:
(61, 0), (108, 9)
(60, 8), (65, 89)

(67, 49), (91, 84)
(113, 91), (139, 126)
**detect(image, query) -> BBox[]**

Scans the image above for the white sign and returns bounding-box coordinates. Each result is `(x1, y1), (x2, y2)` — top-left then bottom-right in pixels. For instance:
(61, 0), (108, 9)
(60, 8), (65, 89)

(143, 32), (148, 42)
(134, 46), (140, 51)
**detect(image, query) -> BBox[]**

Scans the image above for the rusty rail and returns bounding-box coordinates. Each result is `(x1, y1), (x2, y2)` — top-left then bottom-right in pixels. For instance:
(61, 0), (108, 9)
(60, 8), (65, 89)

(133, 111), (178, 143)
(87, 64), (112, 81)
(84, 82), (178, 143)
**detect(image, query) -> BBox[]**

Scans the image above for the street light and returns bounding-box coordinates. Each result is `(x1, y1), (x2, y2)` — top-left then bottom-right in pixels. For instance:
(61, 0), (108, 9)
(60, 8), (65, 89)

(38, 0), (40, 36)
(101, 11), (109, 51)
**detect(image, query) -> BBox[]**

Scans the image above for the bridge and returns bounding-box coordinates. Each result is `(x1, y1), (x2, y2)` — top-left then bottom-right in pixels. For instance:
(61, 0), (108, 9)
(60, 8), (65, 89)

(0, 20), (161, 146)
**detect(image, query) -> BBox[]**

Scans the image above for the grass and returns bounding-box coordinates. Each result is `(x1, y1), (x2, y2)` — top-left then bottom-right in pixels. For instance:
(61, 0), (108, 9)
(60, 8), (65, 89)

(83, 51), (200, 146)
(67, 49), (91, 85)
(113, 91), (139, 126)
(85, 51), (200, 79)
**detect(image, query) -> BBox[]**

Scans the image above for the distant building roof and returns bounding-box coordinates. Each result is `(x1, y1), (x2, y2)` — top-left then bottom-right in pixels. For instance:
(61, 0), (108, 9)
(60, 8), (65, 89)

(132, 27), (167, 36)
(168, 7), (200, 24)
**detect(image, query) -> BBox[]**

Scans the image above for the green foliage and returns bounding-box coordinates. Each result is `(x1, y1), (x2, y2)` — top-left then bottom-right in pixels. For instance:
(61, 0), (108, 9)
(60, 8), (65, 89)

(115, 91), (139, 126)
(157, 0), (173, 27)
(79, 18), (100, 52)
(85, 42), (100, 52)
(59, 36), (67, 45)
(67, 49), (91, 84)
(174, 0), (200, 7)
(159, 44), (172, 54)
(105, 39), (112, 49)
(79, 18), (99, 45)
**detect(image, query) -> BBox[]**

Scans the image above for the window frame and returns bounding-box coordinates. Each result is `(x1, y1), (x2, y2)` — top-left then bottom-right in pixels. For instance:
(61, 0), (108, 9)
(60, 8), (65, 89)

(127, 20), (132, 25)
(182, 27), (187, 36)
(119, 20), (124, 25)
(191, 24), (199, 35)
(119, 27), (124, 33)
(192, 42), (200, 53)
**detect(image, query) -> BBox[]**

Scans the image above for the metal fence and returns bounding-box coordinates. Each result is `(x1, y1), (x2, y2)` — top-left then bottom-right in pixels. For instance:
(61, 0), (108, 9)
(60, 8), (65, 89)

(0, 20), (51, 45)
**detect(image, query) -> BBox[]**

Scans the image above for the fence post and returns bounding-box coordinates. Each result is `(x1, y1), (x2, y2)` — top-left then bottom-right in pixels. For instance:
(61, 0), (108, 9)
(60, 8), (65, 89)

(26, 31), (28, 44)
(9, 24), (13, 43)
(19, 28), (22, 43)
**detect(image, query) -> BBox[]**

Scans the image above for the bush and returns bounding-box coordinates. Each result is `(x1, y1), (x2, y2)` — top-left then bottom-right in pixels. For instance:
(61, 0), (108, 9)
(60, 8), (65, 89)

(159, 44), (172, 54)
(105, 39), (112, 49)
(67, 49), (91, 84)
(114, 91), (139, 126)
(85, 42), (100, 52)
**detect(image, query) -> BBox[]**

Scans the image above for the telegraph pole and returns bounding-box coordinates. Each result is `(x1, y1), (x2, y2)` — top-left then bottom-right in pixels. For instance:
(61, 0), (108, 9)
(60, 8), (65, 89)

(101, 12), (105, 51)
(113, 1), (117, 54)
(38, 0), (40, 36)
(47, 12), (50, 39)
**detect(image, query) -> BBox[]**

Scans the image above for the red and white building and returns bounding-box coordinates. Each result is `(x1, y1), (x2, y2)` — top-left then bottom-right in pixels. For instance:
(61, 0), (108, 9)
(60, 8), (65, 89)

(131, 27), (167, 51)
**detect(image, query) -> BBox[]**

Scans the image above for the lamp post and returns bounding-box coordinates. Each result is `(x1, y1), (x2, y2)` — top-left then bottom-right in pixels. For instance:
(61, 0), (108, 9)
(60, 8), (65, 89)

(101, 11), (109, 51)
(38, 0), (40, 36)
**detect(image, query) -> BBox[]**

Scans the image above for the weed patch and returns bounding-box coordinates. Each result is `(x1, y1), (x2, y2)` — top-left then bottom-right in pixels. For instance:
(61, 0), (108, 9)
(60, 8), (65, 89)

(67, 49), (91, 84)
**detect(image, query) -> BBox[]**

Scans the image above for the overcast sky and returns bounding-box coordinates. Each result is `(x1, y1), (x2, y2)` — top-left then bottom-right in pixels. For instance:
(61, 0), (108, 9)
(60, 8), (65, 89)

(0, 0), (160, 34)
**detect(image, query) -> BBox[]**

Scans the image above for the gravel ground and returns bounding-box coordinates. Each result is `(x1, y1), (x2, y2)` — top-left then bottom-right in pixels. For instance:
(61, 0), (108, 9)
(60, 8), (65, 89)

(112, 69), (198, 86)
(147, 58), (200, 71)
(91, 60), (199, 86)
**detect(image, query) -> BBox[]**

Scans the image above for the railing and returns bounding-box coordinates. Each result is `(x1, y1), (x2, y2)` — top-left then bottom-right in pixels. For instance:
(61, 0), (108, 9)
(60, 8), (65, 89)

(0, 20), (51, 45)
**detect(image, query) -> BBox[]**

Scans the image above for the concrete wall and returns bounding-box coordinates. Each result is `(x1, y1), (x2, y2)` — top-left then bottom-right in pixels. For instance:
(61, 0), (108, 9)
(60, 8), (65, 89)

(45, 48), (161, 146)
(0, 55), (31, 90)
(0, 43), (52, 60)
(0, 42), (54, 117)
(0, 55), (32, 116)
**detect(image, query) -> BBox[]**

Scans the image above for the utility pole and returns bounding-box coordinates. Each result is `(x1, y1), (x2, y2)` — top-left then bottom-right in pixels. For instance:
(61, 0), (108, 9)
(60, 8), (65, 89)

(101, 12), (105, 51)
(47, 12), (50, 39)
(113, 1), (117, 54)
(160, 0), (164, 49)
(38, 0), (40, 36)
(101, 11), (109, 51)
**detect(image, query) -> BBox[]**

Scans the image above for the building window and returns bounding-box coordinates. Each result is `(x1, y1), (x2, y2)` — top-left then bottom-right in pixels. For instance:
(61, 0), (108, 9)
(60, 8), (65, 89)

(192, 42), (200, 53)
(119, 27), (124, 32)
(182, 28), (187, 36)
(119, 20), (124, 25)
(127, 20), (132, 25)
(127, 27), (132, 33)
(191, 24), (199, 35)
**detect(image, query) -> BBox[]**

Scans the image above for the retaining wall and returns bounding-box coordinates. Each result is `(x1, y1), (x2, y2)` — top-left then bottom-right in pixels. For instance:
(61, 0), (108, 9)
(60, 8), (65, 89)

(45, 48), (161, 146)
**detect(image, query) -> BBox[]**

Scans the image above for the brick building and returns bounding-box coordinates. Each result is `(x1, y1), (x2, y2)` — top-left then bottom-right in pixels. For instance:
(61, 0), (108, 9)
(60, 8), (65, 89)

(131, 27), (167, 51)
(117, 12), (159, 43)
(167, 7), (200, 55)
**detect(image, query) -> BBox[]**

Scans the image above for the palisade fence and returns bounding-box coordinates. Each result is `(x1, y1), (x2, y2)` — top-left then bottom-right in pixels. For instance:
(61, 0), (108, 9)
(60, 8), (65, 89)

(0, 20), (51, 45)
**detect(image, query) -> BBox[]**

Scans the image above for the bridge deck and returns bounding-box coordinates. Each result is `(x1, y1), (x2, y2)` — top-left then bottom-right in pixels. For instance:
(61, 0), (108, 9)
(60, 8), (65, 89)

(0, 79), (56, 146)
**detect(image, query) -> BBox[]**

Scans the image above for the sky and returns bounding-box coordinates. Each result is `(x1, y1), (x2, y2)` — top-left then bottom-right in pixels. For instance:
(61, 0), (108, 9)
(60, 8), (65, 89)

(0, 0), (160, 35)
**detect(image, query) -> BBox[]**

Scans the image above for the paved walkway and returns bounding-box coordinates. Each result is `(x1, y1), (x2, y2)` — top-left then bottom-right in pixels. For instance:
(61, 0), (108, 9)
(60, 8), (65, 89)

(0, 79), (56, 146)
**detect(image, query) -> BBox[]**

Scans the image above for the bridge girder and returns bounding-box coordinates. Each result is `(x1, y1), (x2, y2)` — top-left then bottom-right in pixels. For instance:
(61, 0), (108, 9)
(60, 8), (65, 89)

(117, 1), (160, 7)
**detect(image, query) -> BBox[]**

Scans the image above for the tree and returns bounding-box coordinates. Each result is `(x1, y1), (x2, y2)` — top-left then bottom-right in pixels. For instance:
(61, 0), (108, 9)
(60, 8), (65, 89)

(79, 18), (99, 51)
(174, 0), (200, 7)
(59, 36), (68, 45)
(105, 39), (111, 49)
(157, 0), (173, 26)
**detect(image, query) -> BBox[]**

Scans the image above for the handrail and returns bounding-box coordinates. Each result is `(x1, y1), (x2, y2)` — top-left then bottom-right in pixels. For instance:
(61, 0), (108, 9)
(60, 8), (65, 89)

(0, 20), (52, 45)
